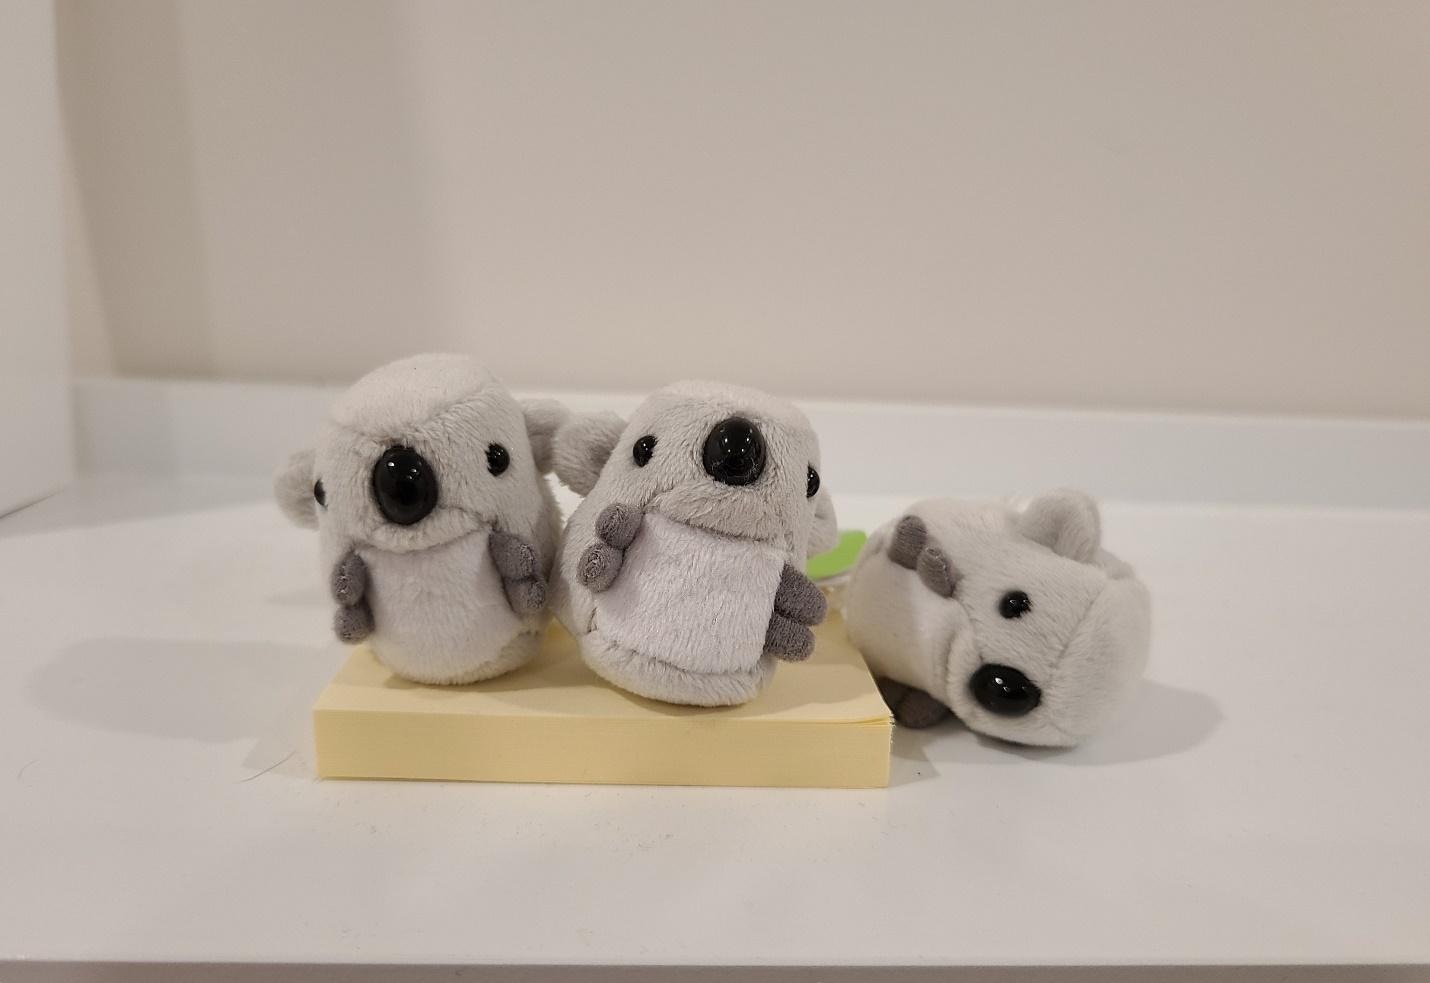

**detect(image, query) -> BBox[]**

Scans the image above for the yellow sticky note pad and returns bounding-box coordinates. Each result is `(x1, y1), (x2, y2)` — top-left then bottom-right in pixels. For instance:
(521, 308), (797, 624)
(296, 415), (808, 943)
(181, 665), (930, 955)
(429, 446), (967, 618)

(313, 612), (892, 788)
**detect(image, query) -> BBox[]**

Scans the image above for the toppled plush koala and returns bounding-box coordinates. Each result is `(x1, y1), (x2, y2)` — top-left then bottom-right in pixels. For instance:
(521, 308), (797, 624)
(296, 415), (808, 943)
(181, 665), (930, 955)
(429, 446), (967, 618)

(550, 381), (839, 706)
(844, 491), (1150, 747)
(274, 353), (564, 685)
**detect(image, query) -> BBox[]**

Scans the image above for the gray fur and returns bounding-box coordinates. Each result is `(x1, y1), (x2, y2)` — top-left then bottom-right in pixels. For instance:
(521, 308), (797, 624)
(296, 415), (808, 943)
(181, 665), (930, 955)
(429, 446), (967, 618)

(334, 601), (374, 643)
(551, 380), (837, 706)
(275, 354), (562, 685)
(845, 491), (1151, 747)
(810, 485), (839, 557)
(577, 541), (625, 593)
(274, 448), (319, 529)
(595, 502), (643, 551)
(521, 398), (568, 475)
(885, 683), (953, 729)
(764, 613), (815, 662)
(575, 503), (644, 593)
(488, 529), (538, 580)
(488, 529), (548, 616)
(916, 546), (957, 598)
(773, 563), (827, 625)
(552, 411), (625, 496)
(331, 550), (368, 606)
(1018, 488), (1101, 563)
(875, 676), (910, 708)
(502, 576), (547, 616)
(875, 676), (953, 727)
(889, 514), (926, 569)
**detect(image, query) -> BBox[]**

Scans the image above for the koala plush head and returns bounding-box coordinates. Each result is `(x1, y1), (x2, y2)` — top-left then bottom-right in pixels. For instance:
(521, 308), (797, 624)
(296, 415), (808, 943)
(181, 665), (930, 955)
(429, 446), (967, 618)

(274, 353), (562, 555)
(553, 381), (837, 561)
(846, 491), (1150, 747)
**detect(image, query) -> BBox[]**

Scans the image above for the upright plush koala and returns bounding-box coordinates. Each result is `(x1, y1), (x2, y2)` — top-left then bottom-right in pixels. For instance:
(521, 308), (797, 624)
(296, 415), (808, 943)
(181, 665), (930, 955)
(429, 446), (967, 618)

(844, 491), (1150, 747)
(549, 381), (839, 706)
(274, 354), (565, 685)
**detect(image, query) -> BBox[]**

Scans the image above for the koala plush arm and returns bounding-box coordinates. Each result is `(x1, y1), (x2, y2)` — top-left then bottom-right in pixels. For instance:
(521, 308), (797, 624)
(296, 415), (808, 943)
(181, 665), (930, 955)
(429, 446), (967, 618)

(888, 515), (957, 598)
(876, 677), (953, 728)
(330, 549), (375, 643)
(763, 564), (827, 662)
(577, 504), (643, 593)
(489, 530), (549, 616)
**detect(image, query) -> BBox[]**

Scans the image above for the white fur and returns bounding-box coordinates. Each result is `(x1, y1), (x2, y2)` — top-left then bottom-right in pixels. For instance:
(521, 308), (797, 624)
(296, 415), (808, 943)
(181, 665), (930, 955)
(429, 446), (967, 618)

(359, 529), (535, 685)
(845, 493), (1151, 747)
(274, 354), (560, 684)
(583, 513), (785, 704)
(551, 380), (836, 706)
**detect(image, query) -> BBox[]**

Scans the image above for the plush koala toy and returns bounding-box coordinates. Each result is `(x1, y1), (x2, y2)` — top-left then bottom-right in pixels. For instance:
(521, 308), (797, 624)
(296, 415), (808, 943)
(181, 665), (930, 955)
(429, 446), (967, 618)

(549, 381), (839, 707)
(274, 353), (564, 685)
(844, 491), (1150, 747)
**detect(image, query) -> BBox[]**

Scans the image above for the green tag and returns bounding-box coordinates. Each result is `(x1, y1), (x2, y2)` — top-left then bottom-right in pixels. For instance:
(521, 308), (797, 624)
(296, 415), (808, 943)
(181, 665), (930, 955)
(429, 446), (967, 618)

(806, 530), (867, 581)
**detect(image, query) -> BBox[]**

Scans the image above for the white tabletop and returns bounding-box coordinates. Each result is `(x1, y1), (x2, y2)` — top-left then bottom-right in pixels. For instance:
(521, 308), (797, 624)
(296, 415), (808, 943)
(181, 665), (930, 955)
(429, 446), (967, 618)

(3, 468), (1428, 977)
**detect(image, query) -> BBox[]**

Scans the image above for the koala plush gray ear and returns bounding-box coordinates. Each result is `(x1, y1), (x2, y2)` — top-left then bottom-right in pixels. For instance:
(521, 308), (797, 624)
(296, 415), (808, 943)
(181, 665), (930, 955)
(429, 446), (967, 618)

(521, 398), (569, 474)
(807, 486), (839, 558)
(552, 411), (626, 497)
(274, 448), (319, 529)
(1018, 489), (1101, 563)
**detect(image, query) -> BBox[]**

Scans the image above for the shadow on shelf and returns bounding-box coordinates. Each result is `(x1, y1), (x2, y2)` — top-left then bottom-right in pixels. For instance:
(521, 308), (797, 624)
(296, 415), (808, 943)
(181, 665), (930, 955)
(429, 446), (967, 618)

(27, 635), (342, 782)
(889, 678), (1222, 771)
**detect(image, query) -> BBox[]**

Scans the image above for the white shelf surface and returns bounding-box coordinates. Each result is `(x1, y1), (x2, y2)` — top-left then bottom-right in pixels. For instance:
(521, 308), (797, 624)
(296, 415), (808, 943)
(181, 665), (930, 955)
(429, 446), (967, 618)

(3, 381), (1429, 979)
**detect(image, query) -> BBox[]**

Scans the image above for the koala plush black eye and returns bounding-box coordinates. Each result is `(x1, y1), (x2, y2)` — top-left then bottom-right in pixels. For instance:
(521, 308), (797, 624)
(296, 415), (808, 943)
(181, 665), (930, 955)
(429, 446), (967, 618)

(632, 434), (656, 467)
(970, 664), (1042, 717)
(372, 446), (438, 526)
(1000, 590), (1032, 619)
(486, 443), (510, 477)
(312, 479), (326, 508)
(806, 466), (820, 498)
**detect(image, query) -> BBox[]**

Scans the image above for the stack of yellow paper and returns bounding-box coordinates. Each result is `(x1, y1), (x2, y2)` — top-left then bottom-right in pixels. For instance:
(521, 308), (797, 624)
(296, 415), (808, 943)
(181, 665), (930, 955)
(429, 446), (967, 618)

(313, 612), (892, 788)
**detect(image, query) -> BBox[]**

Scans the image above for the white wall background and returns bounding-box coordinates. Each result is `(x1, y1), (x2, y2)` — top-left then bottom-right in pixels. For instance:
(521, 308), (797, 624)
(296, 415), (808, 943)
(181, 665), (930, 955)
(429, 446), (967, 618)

(58, 0), (1430, 418)
(1, 0), (72, 511)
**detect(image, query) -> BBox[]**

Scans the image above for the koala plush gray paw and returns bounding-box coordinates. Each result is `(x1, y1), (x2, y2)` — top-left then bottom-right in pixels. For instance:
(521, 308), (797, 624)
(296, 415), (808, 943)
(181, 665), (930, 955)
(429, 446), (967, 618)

(334, 600), (374, 643)
(889, 515), (927, 569)
(764, 563), (827, 662)
(331, 550), (369, 606)
(876, 677), (952, 728)
(776, 563), (827, 623)
(916, 546), (957, 598)
(503, 578), (547, 616)
(488, 530), (548, 616)
(595, 503), (642, 550)
(764, 614), (815, 661)
(579, 504), (643, 593)
(330, 550), (374, 642)
(890, 516), (957, 597)
(876, 676), (911, 707)
(578, 543), (623, 592)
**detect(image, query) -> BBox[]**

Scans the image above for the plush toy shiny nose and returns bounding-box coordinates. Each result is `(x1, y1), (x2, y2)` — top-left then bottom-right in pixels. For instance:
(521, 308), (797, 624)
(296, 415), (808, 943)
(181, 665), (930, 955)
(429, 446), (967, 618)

(702, 416), (766, 486)
(969, 664), (1042, 717)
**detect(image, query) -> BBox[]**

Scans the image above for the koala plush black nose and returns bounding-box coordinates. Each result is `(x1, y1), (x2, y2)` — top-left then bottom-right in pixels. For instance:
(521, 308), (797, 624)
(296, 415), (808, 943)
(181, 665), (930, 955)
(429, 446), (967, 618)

(702, 416), (766, 486)
(372, 445), (438, 526)
(969, 664), (1042, 717)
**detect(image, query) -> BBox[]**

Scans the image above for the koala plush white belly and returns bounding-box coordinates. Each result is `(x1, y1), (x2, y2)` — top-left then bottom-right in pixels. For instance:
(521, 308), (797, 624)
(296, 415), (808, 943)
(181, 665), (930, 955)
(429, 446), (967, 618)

(360, 529), (537, 685)
(586, 513), (786, 705)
